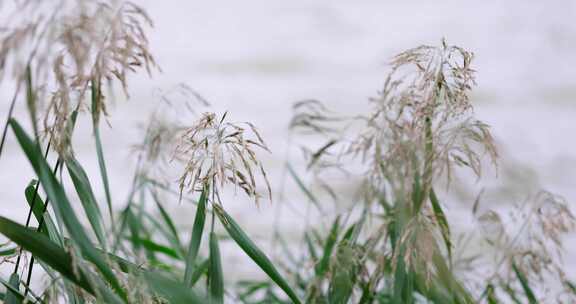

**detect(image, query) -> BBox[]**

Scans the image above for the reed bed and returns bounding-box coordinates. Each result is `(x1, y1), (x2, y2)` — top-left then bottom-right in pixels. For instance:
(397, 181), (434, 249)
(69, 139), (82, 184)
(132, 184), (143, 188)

(0, 1), (574, 303)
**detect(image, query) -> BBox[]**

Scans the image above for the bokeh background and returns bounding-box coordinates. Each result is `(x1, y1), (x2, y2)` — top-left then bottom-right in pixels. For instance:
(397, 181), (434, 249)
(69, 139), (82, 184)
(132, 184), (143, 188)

(1, 0), (575, 285)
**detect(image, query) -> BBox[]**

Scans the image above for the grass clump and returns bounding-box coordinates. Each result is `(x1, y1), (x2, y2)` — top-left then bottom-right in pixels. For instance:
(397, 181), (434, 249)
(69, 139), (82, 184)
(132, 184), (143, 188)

(0, 1), (574, 304)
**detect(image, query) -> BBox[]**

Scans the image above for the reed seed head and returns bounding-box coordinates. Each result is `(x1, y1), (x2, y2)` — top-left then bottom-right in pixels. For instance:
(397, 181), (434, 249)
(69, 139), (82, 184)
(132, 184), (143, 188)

(0, 0), (157, 154)
(174, 112), (272, 206)
(351, 40), (497, 200)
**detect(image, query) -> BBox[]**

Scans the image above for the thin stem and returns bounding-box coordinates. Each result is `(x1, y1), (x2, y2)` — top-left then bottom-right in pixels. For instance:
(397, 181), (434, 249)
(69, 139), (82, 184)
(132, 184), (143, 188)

(210, 179), (216, 234)
(0, 83), (22, 160)
(271, 131), (292, 259)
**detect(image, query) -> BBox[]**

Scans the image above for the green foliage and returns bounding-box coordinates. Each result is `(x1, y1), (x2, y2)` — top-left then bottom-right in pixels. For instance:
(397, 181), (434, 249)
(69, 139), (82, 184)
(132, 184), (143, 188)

(0, 216), (95, 296)
(184, 186), (208, 287)
(24, 181), (61, 244)
(3, 273), (23, 304)
(214, 205), (302, 304)
(209, 232), (224, 304)
(512, 263), (537, 304)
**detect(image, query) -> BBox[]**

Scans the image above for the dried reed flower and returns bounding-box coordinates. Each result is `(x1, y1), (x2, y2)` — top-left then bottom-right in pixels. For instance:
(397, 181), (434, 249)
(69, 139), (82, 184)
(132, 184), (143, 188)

(350, 39), (497, 201)
(155, 83), (211, 113)
(132, 112), (181, 182)
(478, 210), (506, 245)
(289, 99), (346, 170)
(288, 99), (353, 205)
(286, 41), (501, 300)
(476, 191), (576, 299)
(0, 0), (158, 154)
(289, 99), (341, 135)
(174, 112), (272, 206)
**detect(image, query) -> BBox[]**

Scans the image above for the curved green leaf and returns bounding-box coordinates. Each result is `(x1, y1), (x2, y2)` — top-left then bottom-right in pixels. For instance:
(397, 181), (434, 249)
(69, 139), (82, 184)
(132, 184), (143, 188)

(214, 205), (301, 304)
(316, 216), (340, 277)
(209, 232), (224, 304)
(149, 189), (183, 255)
(184, 186), (208, 287)
(24, 182), (62, 245)
(4, 273), (22, 304)
(0, 216), (93, 293)
(65, 156), (107, 248)
(0, 216), (124, 304)
(9, 119), (126, 302)
(287, 164), (323, 213)
(144, 272), (206, 304)
(91, 78), (114, 227)
(429, 189), (452, 262)
(513, 262), (537, 304)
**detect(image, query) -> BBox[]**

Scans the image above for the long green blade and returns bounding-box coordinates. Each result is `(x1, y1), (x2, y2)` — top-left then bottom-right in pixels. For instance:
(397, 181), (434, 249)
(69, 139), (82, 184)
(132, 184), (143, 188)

(1, 277), (45, 304)
(149, 189), (183, 255)
(209, 232), (224, 304)
(144, 272), (206, 304)
(9, 119), (126, 301)
(0, 216), (125, 304)
(4, 273), (22, 304)
(328, 245), (358, 304)
(0, 216), (93, 293)
(184, 187), (208, 287)
(429, 189), (452, 262)
(91, 79), (114, 227)
(513, 263), (537, 304)
(24, 182), (61, 244)
(137, 238), (181, 260)
(65, 156), (107, 248)
(287, 164), (323, 213)
(214, 205), (301, 304)
(316, 216), (340, 277)
(189, 259), (209, 287)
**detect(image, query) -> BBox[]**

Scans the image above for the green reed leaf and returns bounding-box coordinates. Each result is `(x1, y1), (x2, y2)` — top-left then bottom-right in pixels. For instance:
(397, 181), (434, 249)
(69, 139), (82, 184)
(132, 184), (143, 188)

(513, 262), (537, 304)
(4, 273), (22, 304)
(316, 216), (340, 278)
(9, 119), (127, 302)
(214, 205), (302, 304)
(0, 216), (93, 294)
(24, 181), (61, 244)
(209, 232), (224, 304)
(144, 272), (206, 304)
(150, 189), (183, 255)
(429, 188), (452, 262)
(91, 79), (114, 228)
(65, 156), (107, 249)
(184, 186), (208, 287)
